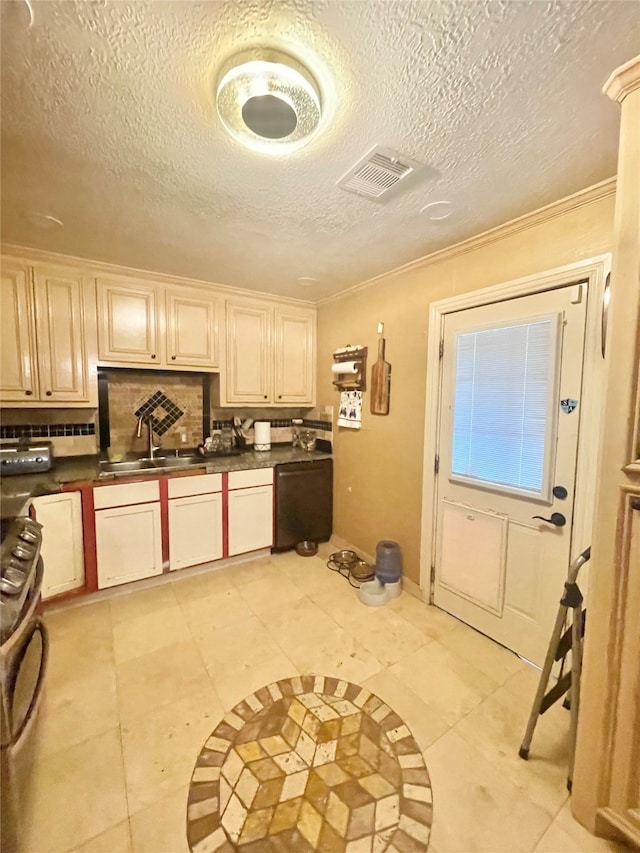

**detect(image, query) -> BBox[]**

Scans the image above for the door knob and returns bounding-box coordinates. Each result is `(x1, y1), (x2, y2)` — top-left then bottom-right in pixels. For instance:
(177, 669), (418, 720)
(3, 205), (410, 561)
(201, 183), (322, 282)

(532, 513), (566, 527)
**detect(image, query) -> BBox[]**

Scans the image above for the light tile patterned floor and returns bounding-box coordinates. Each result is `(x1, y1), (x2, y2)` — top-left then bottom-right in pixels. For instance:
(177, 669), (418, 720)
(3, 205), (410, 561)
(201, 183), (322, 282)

(187, 676), (432, 851)
(19, 544), (627, 852)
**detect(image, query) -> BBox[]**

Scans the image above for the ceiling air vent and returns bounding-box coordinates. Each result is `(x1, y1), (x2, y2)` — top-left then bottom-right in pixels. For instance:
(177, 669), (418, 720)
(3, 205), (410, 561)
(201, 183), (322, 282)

(337, 145), (424, 201)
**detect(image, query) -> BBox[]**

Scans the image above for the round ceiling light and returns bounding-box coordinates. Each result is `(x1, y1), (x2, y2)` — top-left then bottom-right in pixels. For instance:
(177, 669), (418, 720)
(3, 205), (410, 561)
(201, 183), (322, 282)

(216, 49), (321, 153)
(296, 276), (318, 287)
(420, 201), (454, 221)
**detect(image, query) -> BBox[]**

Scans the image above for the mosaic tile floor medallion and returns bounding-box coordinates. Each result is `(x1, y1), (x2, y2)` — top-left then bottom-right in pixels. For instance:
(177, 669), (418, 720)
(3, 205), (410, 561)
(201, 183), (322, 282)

(187, 676), (433, 852)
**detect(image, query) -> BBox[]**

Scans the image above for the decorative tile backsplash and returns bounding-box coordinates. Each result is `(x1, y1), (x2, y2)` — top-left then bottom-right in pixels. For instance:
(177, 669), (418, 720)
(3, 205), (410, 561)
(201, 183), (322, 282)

(134, 391), (185, 437)
(106, 371), (203, 453)
(0, 423), (96, 439)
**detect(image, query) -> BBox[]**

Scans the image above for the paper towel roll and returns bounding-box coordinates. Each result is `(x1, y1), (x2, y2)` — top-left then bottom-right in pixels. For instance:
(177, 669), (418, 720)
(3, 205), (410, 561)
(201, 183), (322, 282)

(332, 361), (358, 374)
(253, 421), (271, 451)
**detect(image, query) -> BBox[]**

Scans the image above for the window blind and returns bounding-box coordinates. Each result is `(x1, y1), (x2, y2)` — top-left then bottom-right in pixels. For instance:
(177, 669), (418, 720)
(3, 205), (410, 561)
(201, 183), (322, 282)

(451, 318), (555, 495)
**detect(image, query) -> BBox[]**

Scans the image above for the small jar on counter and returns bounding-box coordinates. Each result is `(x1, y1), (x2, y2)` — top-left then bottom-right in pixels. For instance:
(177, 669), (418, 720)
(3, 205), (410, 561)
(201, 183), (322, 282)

(291, 418), (303, 448)
(298, 428), (317, 451)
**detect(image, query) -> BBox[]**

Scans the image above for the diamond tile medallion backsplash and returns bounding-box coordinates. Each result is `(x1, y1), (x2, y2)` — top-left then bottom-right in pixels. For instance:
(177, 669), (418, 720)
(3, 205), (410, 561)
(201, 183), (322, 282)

(134, 391), (185, 437)
(106, 371), (204, 454)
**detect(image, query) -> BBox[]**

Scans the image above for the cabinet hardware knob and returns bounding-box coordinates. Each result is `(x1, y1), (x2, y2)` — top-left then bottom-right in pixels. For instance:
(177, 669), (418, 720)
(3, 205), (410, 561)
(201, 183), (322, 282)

(278, 395), (282, 399)
(264, 395), (268, 399)
(25, 390), (33, 396)
(171, 355), (176, 360)
(151, 354), (156, 359)
(45, 391), (52, 396)
(631, 497), (640, 512)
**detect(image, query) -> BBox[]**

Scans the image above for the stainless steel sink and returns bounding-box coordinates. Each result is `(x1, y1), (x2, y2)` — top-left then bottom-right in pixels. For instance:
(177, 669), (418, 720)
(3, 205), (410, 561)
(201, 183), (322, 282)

(98, 449), (249, 478)
(98, 455), (206, 477)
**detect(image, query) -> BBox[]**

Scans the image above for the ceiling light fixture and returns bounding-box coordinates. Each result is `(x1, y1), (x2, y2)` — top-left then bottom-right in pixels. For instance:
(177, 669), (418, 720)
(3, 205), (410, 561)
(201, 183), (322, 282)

(296, 276), (318, 287)
(420, 201), (454, 221)
(216, 49), (321, 154)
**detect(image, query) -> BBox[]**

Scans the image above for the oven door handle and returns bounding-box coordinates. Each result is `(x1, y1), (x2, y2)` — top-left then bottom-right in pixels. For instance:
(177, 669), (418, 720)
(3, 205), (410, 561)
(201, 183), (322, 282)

(9, 618), (49, 748)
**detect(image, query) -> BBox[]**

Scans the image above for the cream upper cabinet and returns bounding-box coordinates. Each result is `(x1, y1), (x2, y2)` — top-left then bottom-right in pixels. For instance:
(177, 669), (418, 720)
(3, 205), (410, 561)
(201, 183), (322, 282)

(97, 277), (221, 370)
(166, 286), (220, 368)
(97, 278), (161, 364)
(274, 307), (316, 404)
(0, 259), (37, 400)
(223, 298), (315, 406)
(0, 257), (97, 406)
(225, 299), (272, 403)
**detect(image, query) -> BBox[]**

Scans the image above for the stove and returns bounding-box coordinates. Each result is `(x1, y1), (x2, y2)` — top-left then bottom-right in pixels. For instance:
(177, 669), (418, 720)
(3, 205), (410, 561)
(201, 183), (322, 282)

(0, 517), (43, 645)
(1, 515), (47, 853)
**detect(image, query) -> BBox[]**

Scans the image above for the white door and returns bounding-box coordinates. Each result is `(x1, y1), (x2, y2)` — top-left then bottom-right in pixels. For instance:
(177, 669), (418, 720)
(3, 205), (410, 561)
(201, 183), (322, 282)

(168, 493), (223, 570)
(228, 486), (274, 556)
(32, 492), (85, 598)
(95, 502), (163, 588)
(434, 283), (587, 665)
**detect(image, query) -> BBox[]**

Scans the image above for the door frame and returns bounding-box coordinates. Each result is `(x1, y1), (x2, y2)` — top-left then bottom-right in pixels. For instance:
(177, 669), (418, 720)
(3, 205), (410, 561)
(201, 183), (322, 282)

(419, 254), (612, 602)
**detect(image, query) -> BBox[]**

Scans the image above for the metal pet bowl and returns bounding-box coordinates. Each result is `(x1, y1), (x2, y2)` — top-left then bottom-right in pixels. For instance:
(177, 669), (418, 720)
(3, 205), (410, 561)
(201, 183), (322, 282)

(295, 540), (318, 557)
(329, 549), (357, 569)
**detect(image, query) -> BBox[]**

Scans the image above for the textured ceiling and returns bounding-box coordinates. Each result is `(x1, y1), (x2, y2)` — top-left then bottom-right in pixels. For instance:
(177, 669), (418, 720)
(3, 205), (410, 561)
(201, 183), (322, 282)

(1, 0), (638, 301)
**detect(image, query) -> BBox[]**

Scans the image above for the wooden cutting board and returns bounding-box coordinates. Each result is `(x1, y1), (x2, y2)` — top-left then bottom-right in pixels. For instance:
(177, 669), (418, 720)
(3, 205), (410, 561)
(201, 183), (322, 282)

(370, 337), (391, 415)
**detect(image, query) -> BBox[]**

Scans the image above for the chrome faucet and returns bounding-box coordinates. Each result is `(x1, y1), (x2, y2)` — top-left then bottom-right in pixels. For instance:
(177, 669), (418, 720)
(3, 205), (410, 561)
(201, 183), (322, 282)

(136, 414), (161, 459)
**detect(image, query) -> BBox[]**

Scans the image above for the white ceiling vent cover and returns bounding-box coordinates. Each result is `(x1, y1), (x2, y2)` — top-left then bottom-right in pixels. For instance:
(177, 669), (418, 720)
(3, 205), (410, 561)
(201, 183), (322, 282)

(337, 146), (424, 201)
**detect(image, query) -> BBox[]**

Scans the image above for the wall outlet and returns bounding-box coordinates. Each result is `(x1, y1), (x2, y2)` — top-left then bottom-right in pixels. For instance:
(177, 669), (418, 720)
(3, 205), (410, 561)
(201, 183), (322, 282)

(179, 430), (188, 444)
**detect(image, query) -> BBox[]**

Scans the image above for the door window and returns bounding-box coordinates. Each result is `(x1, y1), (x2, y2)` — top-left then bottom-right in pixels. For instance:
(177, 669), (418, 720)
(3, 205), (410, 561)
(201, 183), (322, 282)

(451, 314), (561, 500)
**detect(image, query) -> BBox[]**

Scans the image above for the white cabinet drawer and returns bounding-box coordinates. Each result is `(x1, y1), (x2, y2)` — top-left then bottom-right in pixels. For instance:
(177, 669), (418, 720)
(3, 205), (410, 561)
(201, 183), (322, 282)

(168, 473), (222, 499)
(93, 479), (159, 509)
(228, 467), (274, 490)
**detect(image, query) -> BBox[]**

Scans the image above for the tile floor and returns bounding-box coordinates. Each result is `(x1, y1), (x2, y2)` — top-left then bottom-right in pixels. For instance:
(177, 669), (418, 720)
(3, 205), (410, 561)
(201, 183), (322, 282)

(18, 545), (627, 853)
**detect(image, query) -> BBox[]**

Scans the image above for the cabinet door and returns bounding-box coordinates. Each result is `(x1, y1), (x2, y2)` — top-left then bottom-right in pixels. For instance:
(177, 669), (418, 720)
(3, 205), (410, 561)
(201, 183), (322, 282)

(32, 492), (85, 599)
(228, 485), (274, 555)
(97, 278), (161, 365)
(95, 502), (163, 588)
(0, 260), (37, 401)
(168, 492), (223, 570)
(33, 267), (91, 402)
(225, 300), (272, 403)
(166, 288), (220, 368)
(274, 307), (316, 404)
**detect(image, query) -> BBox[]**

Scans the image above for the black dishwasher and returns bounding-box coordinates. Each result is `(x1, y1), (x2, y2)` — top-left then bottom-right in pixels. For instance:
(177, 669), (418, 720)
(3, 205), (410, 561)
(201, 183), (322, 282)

(274, 459), (333, 551)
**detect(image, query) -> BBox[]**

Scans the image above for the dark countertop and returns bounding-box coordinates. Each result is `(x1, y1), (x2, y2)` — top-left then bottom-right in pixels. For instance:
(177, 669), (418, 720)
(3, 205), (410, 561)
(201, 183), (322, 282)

(0, 446), (332, 517)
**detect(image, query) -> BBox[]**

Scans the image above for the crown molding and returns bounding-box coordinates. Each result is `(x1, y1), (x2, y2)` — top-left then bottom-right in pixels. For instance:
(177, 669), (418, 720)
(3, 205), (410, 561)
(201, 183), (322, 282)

(0, 243), (316, 309)
(318, 177), (616, 306)
(603, 55), (640, 104)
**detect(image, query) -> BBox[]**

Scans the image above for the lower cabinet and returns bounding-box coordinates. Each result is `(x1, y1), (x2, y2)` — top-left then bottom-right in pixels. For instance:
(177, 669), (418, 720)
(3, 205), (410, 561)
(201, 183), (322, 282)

(87, 467), (275, 590)
(32, 492), (85, 599)
(168, 474), (223, 570)
(94, 480), (163, 589)
(228, 468), (274, 556)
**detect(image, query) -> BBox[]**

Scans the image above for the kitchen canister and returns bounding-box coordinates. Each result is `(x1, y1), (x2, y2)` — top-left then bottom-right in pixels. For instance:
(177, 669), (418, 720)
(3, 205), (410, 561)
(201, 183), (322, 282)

(374, 540), (402, 585)
(253, 421), (271, 451)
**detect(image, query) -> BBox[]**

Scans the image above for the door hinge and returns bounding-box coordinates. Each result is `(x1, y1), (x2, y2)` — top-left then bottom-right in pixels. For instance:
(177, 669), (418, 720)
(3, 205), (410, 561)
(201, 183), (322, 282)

(439, 339), (444, 359)
(429, 565), (436, 600)
(434, 454), (439, 474)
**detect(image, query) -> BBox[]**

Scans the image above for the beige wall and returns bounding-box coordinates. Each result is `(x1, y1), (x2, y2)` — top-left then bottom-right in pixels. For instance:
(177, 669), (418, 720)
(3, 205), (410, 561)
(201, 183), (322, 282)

(317, 190), (615, 584)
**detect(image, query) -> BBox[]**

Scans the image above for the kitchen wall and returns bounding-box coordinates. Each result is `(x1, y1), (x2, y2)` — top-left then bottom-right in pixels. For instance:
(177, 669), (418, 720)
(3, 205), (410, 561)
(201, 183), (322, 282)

(316, 183), (616, 586)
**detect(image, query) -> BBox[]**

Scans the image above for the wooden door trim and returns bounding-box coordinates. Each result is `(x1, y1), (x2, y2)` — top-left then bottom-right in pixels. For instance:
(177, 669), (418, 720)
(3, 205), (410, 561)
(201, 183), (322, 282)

(419, 254), (612, 601)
